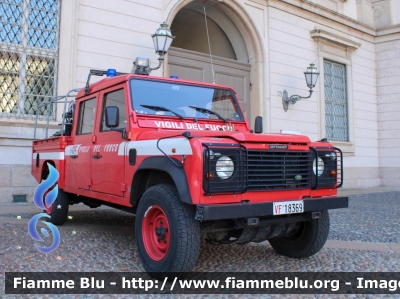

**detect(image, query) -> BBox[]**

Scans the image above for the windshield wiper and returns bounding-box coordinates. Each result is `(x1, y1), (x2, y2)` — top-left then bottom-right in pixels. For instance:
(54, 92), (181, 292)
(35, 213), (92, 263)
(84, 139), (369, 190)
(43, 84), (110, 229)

(188, 106), (227, 123)
(140, 104), (184, 120)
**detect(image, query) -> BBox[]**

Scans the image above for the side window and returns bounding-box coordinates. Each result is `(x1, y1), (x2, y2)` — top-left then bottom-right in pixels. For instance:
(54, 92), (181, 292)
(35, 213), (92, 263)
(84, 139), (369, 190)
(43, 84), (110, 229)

(76, 98), (96, 135)
(101, 89), (127, 131)
(324, 59), (348, 142)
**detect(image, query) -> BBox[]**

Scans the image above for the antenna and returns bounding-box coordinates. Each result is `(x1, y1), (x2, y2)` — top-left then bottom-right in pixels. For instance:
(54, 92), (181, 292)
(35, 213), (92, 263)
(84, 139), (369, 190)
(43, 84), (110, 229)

(203, 6), (216, 84)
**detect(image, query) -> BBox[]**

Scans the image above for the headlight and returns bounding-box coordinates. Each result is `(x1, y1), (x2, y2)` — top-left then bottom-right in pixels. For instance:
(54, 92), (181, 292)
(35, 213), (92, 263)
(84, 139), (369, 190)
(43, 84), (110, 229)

(313, 157), (325, 176)
(216, 156), (234, 180)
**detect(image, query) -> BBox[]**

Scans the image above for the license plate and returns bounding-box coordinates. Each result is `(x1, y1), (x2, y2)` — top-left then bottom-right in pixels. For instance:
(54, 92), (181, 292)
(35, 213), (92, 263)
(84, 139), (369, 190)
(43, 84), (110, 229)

(273, 200), (304, 215)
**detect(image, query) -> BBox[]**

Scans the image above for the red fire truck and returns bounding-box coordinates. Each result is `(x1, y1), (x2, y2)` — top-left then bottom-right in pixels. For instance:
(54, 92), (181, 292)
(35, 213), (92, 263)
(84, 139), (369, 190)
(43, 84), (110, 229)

(32, 67), (348, 275)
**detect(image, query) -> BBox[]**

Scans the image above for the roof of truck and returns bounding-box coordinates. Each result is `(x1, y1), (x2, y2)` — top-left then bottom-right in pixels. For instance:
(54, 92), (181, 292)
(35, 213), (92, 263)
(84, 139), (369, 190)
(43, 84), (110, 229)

(77, 73), (236, 98)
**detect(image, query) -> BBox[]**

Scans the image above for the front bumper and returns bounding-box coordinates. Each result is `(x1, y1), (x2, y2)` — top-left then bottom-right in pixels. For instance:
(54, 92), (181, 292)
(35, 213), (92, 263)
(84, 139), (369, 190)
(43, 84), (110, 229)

(195, 196), (348, 221)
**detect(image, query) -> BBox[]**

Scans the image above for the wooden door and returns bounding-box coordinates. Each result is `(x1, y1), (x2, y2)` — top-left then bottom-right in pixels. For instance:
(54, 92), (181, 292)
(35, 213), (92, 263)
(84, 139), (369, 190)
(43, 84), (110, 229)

(168, 47), (251, 121)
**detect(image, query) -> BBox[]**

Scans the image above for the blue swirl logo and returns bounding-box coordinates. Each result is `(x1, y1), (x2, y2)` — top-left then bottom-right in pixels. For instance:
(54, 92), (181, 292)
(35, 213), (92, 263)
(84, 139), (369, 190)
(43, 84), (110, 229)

(28, 163), (61, 253)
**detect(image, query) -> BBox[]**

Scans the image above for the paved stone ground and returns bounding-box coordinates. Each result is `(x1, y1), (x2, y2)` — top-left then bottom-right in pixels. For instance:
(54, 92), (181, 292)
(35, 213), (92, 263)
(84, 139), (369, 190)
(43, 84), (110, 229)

(329, 191), (400, 243)
(0, 191), (399, 299)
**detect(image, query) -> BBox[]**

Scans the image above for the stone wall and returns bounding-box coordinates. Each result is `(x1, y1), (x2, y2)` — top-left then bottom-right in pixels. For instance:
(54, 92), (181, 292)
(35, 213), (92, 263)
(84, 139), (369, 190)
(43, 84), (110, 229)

(376, 25), (400, 187)
(0, 165), (37, 204)
(0, 119), (59, 203)
(342, 167), (381, 189)
(267, 3), (381, 188)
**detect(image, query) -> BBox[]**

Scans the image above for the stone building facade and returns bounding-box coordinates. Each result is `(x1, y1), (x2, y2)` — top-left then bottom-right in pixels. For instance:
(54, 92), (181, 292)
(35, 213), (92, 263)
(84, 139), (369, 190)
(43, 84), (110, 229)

(0, 0), (399, 203)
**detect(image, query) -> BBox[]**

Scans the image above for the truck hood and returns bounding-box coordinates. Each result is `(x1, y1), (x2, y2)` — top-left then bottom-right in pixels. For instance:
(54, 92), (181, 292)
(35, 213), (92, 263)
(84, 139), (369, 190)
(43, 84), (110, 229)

(136, 130), (311, 144)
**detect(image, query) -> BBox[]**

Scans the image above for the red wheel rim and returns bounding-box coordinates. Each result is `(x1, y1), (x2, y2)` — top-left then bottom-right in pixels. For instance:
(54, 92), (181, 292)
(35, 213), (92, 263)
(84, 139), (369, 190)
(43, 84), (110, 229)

(45, 202), (53, 215)
(142, 205), (170, 261)
(43, 188), (53, 215)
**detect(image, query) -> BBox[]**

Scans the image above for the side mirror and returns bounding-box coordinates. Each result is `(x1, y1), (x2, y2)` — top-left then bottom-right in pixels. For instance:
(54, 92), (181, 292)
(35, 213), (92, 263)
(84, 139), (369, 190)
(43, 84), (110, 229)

(105, 106), (119, 128)
(254, 116), (263, 134)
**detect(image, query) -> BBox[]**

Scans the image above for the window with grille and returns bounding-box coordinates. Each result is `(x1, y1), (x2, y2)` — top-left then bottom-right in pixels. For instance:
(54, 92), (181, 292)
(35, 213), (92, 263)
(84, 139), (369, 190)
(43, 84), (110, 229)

(324, 59), (349, 142)
(0, 0), (60, 119)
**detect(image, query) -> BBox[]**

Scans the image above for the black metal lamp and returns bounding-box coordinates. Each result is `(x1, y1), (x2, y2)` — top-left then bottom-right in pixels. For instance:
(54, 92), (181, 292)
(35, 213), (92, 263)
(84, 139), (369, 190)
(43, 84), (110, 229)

(282, 62), (320, 111)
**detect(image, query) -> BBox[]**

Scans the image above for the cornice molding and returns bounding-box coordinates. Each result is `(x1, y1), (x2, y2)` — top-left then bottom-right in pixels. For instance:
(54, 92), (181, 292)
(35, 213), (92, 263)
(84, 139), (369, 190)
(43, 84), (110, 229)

(310, 28), (362, 50)
(376, 23), (400, 36)
(268, 0), (376, 37)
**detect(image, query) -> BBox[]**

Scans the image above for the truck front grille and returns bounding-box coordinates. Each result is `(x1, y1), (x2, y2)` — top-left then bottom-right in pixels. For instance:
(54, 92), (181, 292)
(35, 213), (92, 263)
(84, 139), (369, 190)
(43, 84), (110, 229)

(247, 150), (311, 190)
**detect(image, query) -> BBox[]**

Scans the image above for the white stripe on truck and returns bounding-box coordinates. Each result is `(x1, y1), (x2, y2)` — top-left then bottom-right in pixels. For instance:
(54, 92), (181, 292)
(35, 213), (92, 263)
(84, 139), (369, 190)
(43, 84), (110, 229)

(118, 138), (192, 156)
(32, 152), (65, 160)
(34, 139), (192, 160)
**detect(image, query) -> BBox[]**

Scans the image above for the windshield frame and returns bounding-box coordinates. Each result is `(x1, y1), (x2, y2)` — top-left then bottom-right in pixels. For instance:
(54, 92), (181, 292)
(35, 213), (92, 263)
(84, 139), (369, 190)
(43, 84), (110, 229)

(128, 77), (245, 122)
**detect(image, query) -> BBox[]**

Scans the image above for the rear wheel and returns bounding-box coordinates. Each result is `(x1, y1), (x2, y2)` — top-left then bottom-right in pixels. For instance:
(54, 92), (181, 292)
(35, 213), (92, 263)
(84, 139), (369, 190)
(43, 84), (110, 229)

(268, 210), (330, 258)
(44, 188), (69, 225)
(135, 184), (201, 276)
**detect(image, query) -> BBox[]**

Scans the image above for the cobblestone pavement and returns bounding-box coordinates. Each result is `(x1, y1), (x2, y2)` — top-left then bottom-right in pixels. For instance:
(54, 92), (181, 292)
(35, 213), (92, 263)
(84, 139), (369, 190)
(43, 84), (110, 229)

(0, 191), (399, 299)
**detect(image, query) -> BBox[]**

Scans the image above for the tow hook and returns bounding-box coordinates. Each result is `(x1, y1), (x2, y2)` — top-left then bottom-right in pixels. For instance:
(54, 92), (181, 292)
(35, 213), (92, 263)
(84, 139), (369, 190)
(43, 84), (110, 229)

(311, 212), (321, 219)
(247, 218), (259, 226)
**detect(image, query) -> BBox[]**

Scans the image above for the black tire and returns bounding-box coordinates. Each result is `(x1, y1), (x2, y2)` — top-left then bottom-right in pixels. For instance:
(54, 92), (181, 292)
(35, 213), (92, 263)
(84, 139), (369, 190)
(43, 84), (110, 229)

(45, 188), (70, 225)
(135, 184), (201, 276)
(268, 210), (330, 258)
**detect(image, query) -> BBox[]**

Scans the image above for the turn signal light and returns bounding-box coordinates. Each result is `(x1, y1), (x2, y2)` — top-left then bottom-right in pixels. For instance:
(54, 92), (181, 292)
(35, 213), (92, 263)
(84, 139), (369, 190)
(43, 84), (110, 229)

(206, 172), (215, 181)
(329, 170), (337, 177)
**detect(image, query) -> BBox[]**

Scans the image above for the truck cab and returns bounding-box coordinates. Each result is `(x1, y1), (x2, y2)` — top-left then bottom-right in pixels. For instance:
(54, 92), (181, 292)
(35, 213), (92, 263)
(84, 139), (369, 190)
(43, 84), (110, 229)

(32, 70), (348, 276)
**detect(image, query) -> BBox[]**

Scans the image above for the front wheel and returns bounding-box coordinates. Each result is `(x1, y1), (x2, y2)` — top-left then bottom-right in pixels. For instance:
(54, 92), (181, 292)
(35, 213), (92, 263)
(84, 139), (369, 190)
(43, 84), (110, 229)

(268, 210), (330, 258)
(135, 184), (201, 276)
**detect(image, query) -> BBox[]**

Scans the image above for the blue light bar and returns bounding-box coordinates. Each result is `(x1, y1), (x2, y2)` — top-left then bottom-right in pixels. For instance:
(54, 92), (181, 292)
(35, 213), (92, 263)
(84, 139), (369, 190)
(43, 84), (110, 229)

(170, 75), (178, 79)
(107, 69), (117, 77)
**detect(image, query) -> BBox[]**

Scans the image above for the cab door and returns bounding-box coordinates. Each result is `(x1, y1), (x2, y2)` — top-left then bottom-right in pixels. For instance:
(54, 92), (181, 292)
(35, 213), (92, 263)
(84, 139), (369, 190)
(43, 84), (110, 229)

(65, 95), (98, 190)
(90, 86), (128, 196)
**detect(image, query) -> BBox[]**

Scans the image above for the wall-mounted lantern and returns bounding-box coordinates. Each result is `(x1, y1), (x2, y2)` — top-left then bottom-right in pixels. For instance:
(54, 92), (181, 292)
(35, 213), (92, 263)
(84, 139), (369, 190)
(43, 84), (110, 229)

(282, 63), (320, 111)
(132, 22), (175, 75)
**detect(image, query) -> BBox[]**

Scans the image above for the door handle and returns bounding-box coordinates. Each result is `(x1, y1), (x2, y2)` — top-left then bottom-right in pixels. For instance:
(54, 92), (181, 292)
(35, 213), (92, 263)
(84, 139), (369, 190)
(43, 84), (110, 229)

(70, 155), (78, 159)
(92, 154), (102, 159)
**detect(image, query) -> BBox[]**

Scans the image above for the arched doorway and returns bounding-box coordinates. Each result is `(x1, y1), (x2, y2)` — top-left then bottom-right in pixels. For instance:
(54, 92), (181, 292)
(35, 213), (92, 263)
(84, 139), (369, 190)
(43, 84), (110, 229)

(167, 1), (257, 122)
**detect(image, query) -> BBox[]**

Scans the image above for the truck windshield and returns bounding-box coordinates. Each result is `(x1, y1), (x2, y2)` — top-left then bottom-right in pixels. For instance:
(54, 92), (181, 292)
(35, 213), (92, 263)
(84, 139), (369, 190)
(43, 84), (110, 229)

(130, 79), (243, 121)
